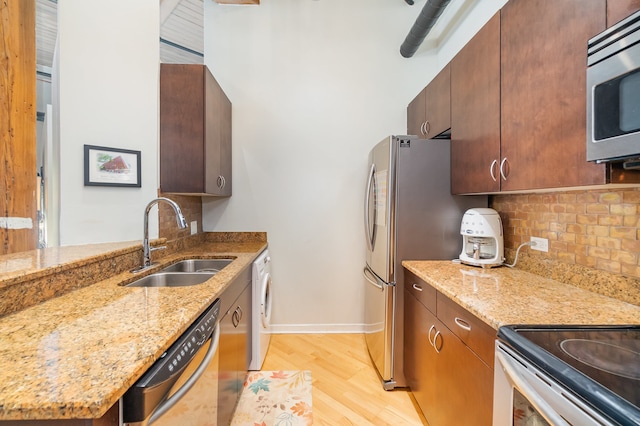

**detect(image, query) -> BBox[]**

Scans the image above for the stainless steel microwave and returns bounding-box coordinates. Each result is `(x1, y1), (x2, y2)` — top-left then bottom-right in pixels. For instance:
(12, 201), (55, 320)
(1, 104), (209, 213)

(587, 9), (640, 166)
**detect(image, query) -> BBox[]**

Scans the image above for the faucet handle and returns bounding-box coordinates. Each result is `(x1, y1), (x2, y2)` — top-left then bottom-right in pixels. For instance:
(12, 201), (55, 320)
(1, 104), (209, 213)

(150, 245), (167, 253)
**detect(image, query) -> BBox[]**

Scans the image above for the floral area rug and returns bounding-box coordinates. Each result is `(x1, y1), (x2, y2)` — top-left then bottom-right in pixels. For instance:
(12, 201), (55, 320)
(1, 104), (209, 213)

(231, 370), (313, 426)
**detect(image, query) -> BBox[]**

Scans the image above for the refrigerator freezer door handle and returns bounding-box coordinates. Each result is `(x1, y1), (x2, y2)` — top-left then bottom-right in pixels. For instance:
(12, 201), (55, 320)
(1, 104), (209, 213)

(364, 163), (377, 252)
(363, 266), (385, 291)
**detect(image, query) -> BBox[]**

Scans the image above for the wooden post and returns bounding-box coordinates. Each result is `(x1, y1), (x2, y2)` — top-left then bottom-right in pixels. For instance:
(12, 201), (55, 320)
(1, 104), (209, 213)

(0, 0), (37, 255)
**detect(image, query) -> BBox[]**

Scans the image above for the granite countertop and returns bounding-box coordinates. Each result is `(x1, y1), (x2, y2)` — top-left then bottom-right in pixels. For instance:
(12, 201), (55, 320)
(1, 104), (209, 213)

(0, 237), (267, 421)
(403, 260), (640, 330)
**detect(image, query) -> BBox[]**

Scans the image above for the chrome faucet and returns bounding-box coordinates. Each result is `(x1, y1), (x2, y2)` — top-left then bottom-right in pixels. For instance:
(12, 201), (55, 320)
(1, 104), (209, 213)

(134, 197), (188, 272)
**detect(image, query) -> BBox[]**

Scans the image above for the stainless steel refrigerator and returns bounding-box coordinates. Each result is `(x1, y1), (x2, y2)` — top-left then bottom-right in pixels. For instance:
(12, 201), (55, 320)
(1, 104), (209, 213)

(363, 135), (487, 390)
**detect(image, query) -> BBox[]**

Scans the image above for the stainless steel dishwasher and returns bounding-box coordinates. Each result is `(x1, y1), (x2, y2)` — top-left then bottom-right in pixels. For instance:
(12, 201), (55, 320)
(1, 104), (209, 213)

(122, 299), (221, 426)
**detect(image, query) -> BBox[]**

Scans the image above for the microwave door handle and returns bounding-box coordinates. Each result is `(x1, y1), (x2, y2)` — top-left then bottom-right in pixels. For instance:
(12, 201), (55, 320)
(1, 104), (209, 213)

(364, 164), (377, 252)
(148, 324), (221, 425)
(495, 351), (570, 426)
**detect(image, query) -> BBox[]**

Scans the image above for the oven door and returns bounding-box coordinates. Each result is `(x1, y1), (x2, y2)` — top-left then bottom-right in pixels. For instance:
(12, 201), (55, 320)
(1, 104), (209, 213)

(493, 342), (612, 426)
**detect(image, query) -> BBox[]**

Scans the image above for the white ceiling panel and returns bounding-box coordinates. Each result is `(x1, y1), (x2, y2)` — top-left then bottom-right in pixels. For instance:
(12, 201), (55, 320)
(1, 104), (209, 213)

(35, 0), (204, 68)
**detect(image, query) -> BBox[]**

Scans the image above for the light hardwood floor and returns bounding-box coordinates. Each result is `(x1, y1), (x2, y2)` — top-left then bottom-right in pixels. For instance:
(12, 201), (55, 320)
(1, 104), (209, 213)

(260, 333), (427, 425)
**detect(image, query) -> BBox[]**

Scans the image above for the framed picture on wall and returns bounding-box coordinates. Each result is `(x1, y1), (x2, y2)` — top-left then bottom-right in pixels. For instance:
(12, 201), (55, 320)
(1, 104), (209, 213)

(84, 145), (141, 187)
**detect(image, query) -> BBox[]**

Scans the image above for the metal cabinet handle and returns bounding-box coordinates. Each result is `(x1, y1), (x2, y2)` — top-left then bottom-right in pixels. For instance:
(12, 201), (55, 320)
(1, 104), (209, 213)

(490, 159), (498, 182)
(232, 306), (242, 327)
(217, 175), (226, 189)
(500, 157), (508, 181)
(420, 122), (426, 136)
(424, 121), (430, 136)
(433, 330), (442, 353)
(454, 317), (471, 331)
(412, 283), (423, 292)
(428, 325), (436, 346)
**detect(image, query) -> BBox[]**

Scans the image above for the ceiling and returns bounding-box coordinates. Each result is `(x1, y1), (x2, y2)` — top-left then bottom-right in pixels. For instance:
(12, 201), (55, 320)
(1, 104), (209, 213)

(36, 0), (204, 70)
(35, 0), (477, 73)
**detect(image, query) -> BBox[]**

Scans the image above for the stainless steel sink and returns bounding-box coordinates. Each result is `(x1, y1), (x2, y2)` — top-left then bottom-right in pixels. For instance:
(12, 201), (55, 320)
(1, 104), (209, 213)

(125, 272), (215, 288)
(160, 259), (234, 273)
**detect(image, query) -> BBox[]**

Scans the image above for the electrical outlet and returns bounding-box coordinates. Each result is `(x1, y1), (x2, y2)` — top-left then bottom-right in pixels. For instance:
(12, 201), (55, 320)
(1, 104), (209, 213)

(190, 221), (198, 235)
(530, 236), (549, 252)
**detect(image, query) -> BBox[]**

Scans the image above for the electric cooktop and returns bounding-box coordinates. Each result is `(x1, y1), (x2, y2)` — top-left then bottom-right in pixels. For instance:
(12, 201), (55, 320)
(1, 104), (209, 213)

(498, 325), (640, 425)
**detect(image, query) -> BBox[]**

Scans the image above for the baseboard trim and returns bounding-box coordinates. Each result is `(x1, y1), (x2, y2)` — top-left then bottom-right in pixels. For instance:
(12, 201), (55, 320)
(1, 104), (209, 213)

(270, 323), (365, 334)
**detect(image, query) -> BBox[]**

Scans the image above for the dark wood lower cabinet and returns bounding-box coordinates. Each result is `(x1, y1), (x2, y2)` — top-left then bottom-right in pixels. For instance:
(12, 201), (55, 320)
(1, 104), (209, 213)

(404, 272), (494, 426)
(218, 277), (252, 426)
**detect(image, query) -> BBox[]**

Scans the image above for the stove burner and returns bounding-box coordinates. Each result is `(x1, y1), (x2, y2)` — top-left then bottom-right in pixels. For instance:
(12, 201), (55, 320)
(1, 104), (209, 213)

(560, 339), (640, 380)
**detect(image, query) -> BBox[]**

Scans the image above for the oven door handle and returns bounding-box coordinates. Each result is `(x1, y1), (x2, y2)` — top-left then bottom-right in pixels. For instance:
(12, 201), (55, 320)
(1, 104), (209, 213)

(495, 350), (570, 426)
(148, 324), (221, 425)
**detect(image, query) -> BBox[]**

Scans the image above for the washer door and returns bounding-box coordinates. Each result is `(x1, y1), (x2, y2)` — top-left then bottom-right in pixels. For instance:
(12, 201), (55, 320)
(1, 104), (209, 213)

(261, 273), (272, 329)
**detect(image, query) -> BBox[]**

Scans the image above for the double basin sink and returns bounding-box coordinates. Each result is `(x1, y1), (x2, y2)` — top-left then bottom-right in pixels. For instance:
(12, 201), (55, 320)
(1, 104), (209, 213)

(126, 259), (234, 288)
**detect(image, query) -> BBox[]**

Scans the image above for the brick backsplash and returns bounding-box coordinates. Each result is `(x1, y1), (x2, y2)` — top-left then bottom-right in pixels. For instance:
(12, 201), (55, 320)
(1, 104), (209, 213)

(157, 192), (202, 241)
(491, 187), (640, 305)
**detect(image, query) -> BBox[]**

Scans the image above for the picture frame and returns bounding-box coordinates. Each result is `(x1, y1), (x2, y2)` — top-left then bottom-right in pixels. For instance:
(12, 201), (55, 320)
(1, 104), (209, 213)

(84, 145), (141, 187)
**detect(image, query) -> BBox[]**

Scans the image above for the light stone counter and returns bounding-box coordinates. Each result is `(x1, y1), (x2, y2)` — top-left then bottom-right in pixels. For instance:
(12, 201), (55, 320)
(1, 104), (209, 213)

(0, 234), (267, 421)
(403, 260), (640, 330)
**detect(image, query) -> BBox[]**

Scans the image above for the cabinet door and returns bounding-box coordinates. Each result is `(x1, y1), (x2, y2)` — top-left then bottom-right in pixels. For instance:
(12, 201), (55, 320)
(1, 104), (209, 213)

(607, 0), (640, 27)
(160, 64), (232, 196)
(424, 64), (450, 139)
(236, 281), (251, 374)
(218, 282), (250, 426)
(500, 0), (607, 191)
(205, 70), (232, 196)
(432, 323), (493, 426)
(403, 289), (438, 421)
(407, 88), (426, 137)
(160, 64), (206, 194)
(217, 306), (239, 426)
(407, 66), (451, 139)
(450, 13), (501, 194)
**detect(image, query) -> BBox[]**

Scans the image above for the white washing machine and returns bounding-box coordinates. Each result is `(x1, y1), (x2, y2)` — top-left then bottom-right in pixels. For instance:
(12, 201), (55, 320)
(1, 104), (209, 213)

(249, 248), (273, 370)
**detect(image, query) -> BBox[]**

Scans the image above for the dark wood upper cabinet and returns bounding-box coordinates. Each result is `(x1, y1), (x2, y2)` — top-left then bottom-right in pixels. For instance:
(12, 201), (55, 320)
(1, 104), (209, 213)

(607, 0), (640, 27)
(450, 13), (501, 194)
(407, 64), (451, 139)
(500, 0), (608, 191)
(407, 88), (426, 137)
(447, 0), (640, 194)
(160, 64), (232, 196)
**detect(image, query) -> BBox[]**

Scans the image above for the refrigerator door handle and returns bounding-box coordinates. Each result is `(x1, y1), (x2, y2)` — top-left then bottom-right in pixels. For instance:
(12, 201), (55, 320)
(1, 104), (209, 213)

(364, 163), (377, 252)
(363, 266), (385, 291)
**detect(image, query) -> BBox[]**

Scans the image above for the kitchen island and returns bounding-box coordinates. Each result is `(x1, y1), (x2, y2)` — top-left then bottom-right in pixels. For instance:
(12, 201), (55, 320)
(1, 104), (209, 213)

(0, 233), (266, 422)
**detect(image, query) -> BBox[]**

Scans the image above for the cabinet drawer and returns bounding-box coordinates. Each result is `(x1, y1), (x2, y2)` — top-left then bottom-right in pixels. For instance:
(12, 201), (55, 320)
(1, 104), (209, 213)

(436, 293), (496, 367)
(405, 270), (436, 314)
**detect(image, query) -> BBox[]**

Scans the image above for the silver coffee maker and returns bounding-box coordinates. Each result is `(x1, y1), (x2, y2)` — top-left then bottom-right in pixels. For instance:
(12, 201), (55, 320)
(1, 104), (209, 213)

(459, 208), (504, 268)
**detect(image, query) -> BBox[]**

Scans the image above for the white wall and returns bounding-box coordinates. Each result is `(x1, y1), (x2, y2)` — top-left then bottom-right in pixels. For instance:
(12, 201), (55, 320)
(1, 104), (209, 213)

(201, 0), (503, 332)
(202, 0), (427, 332)
(57, 0), (160, 246)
